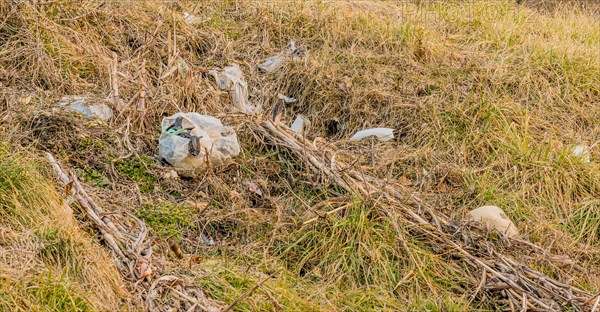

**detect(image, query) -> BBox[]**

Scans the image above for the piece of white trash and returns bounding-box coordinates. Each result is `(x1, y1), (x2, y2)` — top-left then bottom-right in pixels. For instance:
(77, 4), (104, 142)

(277, 93), (298, 104)
(468, 205), (519, 238)
(158, 112), (241, 177)
(208, 64), (260, 113)
(258, 55), (286, 73)
(349, 128), (394, 142)
(258, 40), (305, 73)
(58, 95), (113, 121)
(290, 115), (310, 134)
(571, 145), (591, 163)
(183, 12), (201, 25)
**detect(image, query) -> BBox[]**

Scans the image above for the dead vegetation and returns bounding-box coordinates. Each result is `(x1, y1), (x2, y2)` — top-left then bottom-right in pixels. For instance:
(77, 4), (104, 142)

(0, 144), (131, 311)
(0, 0), (599, 311)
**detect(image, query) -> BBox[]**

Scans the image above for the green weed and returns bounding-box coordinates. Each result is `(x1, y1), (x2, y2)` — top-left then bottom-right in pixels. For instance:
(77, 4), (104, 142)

(115, 156), (157, 192)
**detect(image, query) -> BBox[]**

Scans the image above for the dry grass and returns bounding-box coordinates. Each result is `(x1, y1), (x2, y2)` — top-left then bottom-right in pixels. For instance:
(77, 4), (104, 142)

(0, 143), (133, 311)
(0, 0), (599, 311)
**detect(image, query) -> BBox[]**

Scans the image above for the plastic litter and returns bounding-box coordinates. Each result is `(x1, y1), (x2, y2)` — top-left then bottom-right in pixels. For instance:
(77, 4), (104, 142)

(59, 95), (113, 121)
(208, 64), (259, 113)
(290, 115), (310, 134)
(200, 233), (215, 246)
(158, 112), (240, 177)
(183, 12), (201, 25)
(468, 205), (519, 238)
(571, 144), (591, 163)
(277, 93), (298, 104)
(258, 55), (287, 73)
(247, 181), (263, 196)
(258, 40), (305, 73)
(349, 128), (394, 142)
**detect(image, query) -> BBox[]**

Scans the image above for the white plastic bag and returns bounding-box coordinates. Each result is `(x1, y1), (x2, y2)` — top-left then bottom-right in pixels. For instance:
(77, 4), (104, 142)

(208, 64), (259, 113)
(258, 40), (305, 73)
(277, 93), (298, 104)
(183, 12), (201, 25)
(290, 115), (310, 135)
(258, 55), (287, 73)
(571, 144), (591, 163)
(59, 95), (113, 121)
(158, 113), (240, 177)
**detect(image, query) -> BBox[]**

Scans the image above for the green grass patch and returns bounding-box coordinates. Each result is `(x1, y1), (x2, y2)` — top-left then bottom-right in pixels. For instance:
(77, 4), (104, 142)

(114, 156), (156, 192)
(277, 199), (403, 288)
(36, 228), (78, 271)
(78, 167), (110, 188)
(0, 271), (91, 312)
(134, 201), (197, 241)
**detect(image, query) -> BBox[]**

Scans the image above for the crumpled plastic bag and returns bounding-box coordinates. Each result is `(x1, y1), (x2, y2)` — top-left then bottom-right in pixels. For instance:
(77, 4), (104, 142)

(208, 64), (259, 113)
(571, 144), (591, 163)
(277, 93), (298, 104)
(258, 40), (305, 73)
(59, 95), (113, 121)
(258, 55), (287, 73)
(158, 113), (240, 177)
(183, 12), (201, 25)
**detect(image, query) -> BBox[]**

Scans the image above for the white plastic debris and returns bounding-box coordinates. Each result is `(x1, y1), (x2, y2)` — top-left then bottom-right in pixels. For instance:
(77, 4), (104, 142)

(208, 64), (259, 113)
(258, 40), (305, 73)
(349, 128), (394, 142)
(277, 93), (298, 104)
(571, 144), (591, 163)
(183, 12), (201, 25)
(200, 233), (215, 246)
(158, 112), (240, 177)
(258, 55), (287, 73)
(58, 95), (112, 121)
(247, 180), (263, 196)
(468, 205), (519, 238)
(290, 115), (310, 134)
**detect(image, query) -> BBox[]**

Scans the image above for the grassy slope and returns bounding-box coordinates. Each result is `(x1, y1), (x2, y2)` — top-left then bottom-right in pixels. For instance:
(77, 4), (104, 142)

(0, 144), (132, 311)
(0, 0), (599, 311)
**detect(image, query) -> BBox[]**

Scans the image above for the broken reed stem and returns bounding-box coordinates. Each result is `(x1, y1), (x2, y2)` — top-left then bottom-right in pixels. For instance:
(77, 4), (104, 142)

(111, 53), (120, 107)
(223, 272), (278, 312)
(45, 153), (141, 264)
(302, 202), (352, 225)
(259, 285), (283, 311)
(592, 295), (600, 312)
(46, 153), (127, 257)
